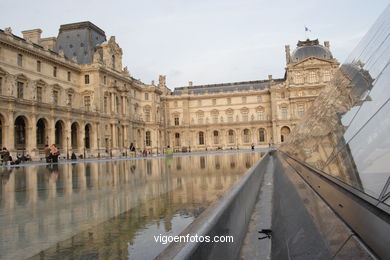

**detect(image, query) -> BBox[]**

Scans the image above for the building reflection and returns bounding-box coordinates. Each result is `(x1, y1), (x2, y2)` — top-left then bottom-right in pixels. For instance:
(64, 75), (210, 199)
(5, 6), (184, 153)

(0, 152), (263, 259)
(281, 60), (390, 198)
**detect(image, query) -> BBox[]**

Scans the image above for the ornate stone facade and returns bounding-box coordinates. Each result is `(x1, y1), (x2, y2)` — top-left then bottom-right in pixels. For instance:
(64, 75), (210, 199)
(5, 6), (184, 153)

(0, 22), (339, 159)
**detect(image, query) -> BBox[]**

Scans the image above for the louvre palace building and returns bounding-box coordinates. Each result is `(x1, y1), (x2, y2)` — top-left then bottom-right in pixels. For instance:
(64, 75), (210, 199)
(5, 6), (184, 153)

(0, 21), (339, 159)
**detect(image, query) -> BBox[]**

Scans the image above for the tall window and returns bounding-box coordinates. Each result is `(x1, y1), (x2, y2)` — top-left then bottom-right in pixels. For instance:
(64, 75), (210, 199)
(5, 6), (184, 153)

(67, 94), (72, 106)
(175, 133), (180, 146)
(85, 74), (90, 84)
(145, 131), (151, 146)
(52, 90), (58, 105)
(103, 75), (107, 85)
(145, 109), (151, 122)
(37, 60), (41, 72)
(36, 86), (42, 102)
(228, 130), (234, 143)
(298, 105), (305, 117)
(17, 82), (24, 99)
(174, 117), (179, 126)
(116, 96), (120, 113)
(243, 129), (250, 143)
(84, 96), (91, 111)
(111, 55), (115, 70)
(53, 66), (57, 77)
(258, 111), (264, 120)
(67, 71), (71, 81)
(259, 128), (266, 142)
(323, 70), (331, 82)
(17, 54), (23, 67)
(104, 97), (108, 113)
(199, 131), (204, 145)
(281, 107), (288, 120)
(213, 131), (219, 144)
(145, 93), (149, 100)
(308, 71), (317, 83)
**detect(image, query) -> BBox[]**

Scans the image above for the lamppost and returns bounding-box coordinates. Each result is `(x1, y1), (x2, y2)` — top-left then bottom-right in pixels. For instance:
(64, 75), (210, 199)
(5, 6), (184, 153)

(83, 137), (86, 159)
(66, 137), (69, 160)
(97, 138), (100, 158)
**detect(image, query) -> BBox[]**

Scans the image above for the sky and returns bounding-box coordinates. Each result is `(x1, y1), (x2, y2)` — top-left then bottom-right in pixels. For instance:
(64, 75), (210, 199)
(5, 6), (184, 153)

(1, 0), (389, 89)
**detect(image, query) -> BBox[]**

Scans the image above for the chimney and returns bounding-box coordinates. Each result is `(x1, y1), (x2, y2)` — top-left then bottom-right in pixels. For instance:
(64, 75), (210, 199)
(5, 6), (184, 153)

(285, 45), (291, 64)
(189, 81), (193, 86)
(21, 29), (42, 44)
(324, 41), (330, 49)
(268, 74), (273, 81)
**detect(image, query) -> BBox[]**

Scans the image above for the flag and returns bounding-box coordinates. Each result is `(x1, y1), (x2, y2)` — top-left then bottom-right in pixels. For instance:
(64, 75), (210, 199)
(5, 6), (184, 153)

(305, 26), (311, 32)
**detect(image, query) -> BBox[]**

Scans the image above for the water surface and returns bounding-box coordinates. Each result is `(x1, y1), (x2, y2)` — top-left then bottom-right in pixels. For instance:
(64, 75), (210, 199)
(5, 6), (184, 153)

(0, 151), (264, 259)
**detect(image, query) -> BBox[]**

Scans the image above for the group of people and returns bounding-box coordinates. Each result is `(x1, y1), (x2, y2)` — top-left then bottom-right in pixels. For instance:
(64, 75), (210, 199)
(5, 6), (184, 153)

(1, 147), (31, 166)
(44, 144), (60, 163)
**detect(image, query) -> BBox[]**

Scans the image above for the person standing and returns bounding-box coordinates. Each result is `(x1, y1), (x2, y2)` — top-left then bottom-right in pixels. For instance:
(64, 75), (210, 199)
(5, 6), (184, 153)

(50, 144), (60, 163)
(44, 144), (51, 163)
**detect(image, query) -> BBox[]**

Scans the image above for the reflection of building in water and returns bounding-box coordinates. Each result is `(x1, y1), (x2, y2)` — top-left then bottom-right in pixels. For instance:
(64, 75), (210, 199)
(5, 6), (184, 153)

(281, 62), (374, 191)
(0, 152), (263, 259)
(0, 22), (339, 158)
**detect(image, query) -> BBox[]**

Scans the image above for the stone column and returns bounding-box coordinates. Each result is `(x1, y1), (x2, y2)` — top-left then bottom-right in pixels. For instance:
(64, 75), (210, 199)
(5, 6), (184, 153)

(27, 114), (37, 156)
(65, 120), (71, 158)
(7, 112), (15, 150)
(111, 123), (117, 149)
(48, 118), (55, 146)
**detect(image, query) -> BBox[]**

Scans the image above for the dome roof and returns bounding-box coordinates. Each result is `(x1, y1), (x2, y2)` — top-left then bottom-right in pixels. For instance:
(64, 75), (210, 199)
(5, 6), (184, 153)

(291, 39), (333, 63)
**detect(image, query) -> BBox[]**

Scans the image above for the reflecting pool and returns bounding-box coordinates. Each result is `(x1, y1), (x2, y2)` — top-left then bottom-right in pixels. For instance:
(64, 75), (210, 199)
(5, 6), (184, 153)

(0, 151), (264, 259)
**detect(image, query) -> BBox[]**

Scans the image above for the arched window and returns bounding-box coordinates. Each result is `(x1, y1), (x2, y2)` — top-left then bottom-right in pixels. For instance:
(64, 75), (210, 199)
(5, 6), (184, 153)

(243, 129), (250, 143)
(71, 122), (79, 148)
(36, 119), (47, 148)
(55, 120), (64, 148)
(281, 126), (291, 143)
(228, 130), (235, 143)
(145, 131), (151, 146)
(15, 116), (27, 150)
(213, 130), (219, 144)
(199, 131), (204, 145)
(259, 128), (266, 142)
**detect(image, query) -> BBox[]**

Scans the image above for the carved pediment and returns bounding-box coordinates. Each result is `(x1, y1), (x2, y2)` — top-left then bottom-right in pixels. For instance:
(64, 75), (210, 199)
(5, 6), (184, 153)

(35, 79), (48, 86)
(290, 57), (334, 68)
